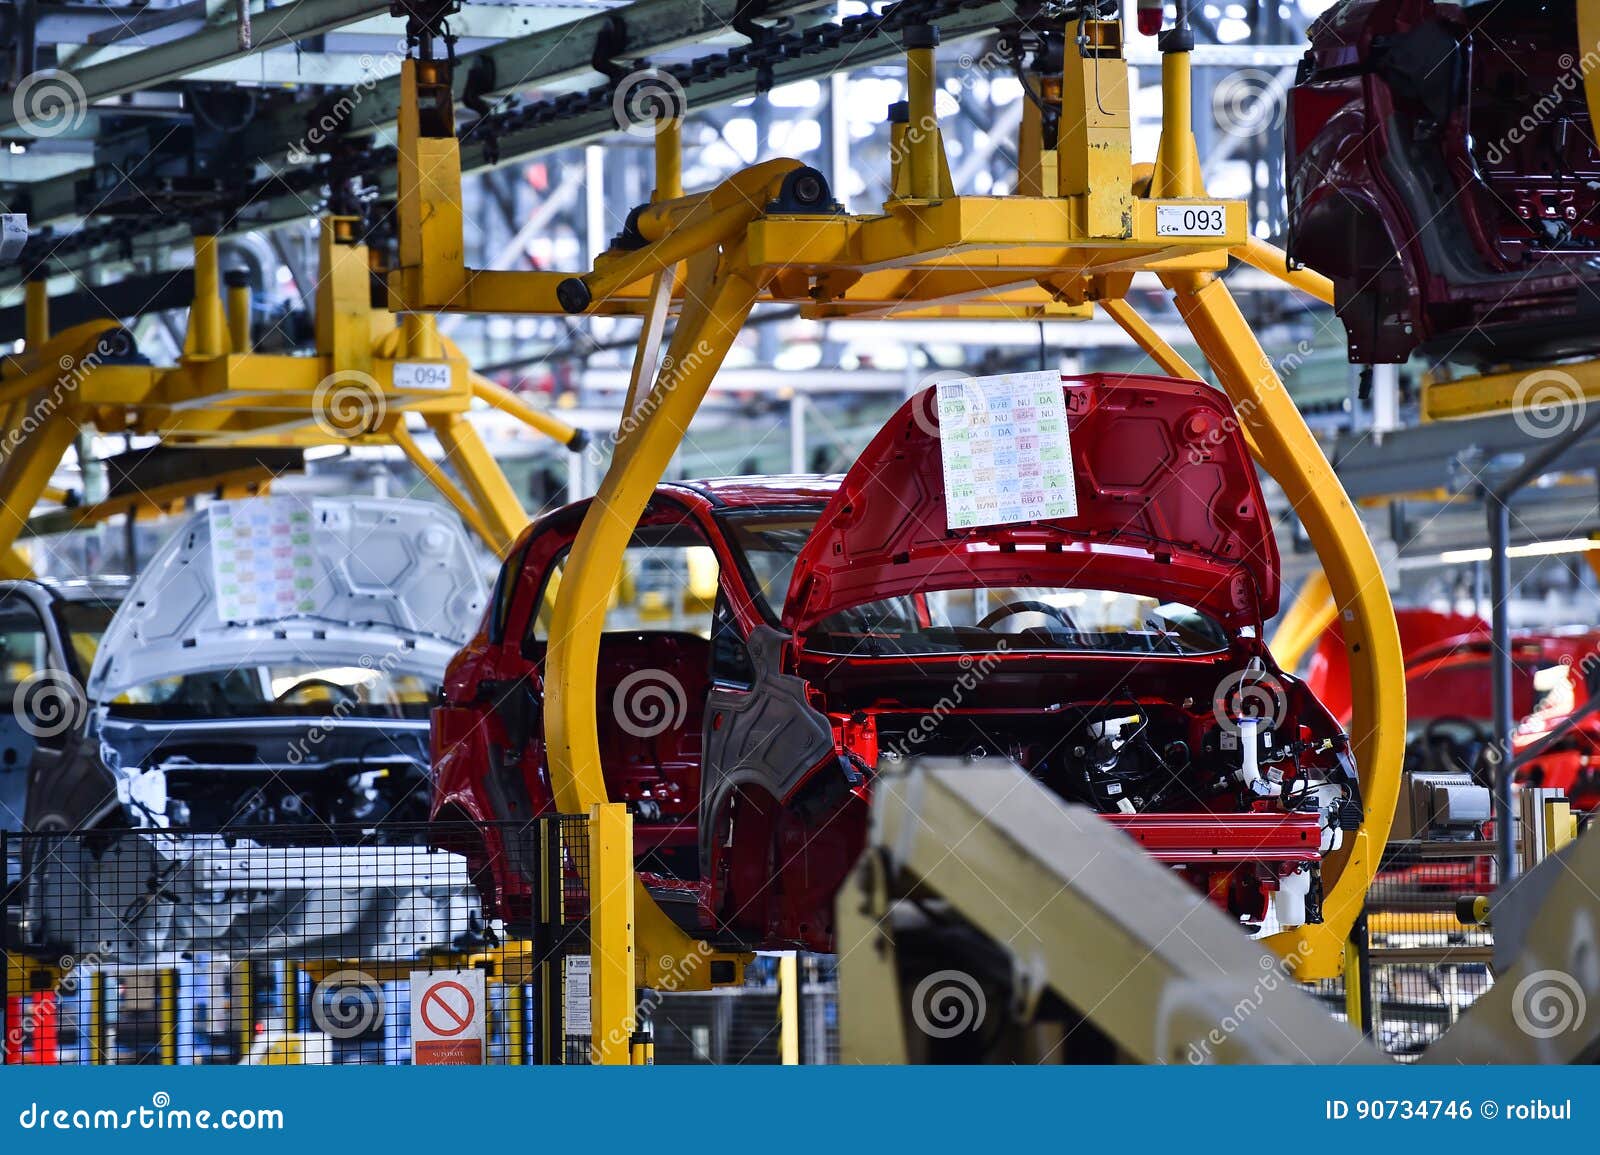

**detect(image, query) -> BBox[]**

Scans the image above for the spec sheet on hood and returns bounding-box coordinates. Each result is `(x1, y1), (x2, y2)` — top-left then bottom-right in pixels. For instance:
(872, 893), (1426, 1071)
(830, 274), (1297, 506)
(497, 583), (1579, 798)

(208, 498), (318, 622)
(936, 371), (1078, 530)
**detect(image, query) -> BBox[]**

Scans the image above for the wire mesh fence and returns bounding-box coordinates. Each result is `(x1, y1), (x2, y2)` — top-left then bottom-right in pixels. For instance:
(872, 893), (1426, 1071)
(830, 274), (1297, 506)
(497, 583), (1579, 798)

(1, 816), (1500, 1066)
(1305, 844), (1497, 1060)
(0, 819), (594, 1066)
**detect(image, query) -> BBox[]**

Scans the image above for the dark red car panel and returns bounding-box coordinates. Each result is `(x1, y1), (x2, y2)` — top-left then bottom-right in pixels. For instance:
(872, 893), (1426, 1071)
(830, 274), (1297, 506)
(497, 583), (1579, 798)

(785, 374), (1279, 633)
(433, 374), (1357, 952)
(1289, 0), (1600, 366)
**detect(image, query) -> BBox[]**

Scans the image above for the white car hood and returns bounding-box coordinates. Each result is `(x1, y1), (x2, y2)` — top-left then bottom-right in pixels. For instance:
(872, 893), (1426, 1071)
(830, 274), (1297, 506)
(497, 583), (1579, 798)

(87, 496), (487, 702)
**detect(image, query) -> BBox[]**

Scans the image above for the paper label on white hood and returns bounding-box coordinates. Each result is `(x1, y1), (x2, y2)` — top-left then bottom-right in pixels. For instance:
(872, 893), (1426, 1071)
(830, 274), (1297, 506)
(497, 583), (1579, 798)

(209, 498), (318, 622)
(936, 371), (1078, 530)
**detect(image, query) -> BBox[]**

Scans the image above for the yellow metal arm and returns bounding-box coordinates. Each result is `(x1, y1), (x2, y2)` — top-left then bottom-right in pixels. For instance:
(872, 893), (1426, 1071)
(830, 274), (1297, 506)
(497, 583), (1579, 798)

(470, 374), (585, 449)
(1232, 238), (1334, 306)
(544, 246), (766, 987)
(1270, 569), (1337, 673)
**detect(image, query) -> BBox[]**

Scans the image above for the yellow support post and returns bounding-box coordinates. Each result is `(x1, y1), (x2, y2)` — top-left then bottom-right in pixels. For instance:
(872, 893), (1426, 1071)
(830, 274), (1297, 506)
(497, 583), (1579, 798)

(226, 271), (252, 353)
(504, 982), (526, 1065)
(470, 374), (584, 448)
(423, 412), (526, 553)
(904, 26), (943, 201)
(1100, 297), (1201, 380)
(653, 115), (683, 202)
(184, 235), (229, 359)
(589, 802), (636, 1065)
(390, 419), (499, 547)
(158, 968), (179, 1065)
(232, 960), (253, 1060)
(317, 216), (377, 376)
(23, 275), (49, 348)
(778, 953), (800, 1065)
(1057, 18), (1132, 236)
(1167, 273), (1404, 979)
(1233, 238), (1334, 305)
(1151, 49), (1204, 201)
(546, 249), (764, 989)
(393, 59), (468, 309)
(88, 969), (108, 1065)
(1270, 569), (1338, 673)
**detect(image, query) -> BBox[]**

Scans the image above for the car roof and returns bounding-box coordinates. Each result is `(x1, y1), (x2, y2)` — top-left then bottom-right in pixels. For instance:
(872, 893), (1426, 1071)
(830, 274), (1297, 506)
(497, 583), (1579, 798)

(8, 576), (132, 606)
(664, 475), (841, 508)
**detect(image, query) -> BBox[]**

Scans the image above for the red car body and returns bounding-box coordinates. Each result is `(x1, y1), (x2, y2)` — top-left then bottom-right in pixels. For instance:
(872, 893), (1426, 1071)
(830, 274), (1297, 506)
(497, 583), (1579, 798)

(1288, 0), (1600, 367)
(1306, 612), (1600, 812)
(431, 374), (1360, 951)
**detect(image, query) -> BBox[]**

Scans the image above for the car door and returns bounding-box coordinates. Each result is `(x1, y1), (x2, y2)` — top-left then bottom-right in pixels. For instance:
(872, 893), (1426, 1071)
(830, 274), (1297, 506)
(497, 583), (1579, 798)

(0, 585), (113, 832)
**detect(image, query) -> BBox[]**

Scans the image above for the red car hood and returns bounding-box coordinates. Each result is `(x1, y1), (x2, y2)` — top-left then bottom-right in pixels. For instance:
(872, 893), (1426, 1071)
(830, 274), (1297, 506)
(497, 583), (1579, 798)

(781, 373), (1278, 634)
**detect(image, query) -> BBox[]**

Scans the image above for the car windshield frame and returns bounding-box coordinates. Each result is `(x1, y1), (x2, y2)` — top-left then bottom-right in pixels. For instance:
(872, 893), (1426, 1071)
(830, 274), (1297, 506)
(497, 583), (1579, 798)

(718, 507), (1231, 658)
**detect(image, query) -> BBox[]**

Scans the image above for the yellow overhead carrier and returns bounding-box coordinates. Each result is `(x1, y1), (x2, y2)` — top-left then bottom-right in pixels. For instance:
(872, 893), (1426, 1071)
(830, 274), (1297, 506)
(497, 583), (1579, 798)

(386, 10), (1405, 1056)
(0, 216), (585, 564)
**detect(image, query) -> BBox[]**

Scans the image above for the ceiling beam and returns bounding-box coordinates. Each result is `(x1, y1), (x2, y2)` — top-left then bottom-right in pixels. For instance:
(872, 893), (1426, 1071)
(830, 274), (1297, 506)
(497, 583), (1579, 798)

(0, 0), (393, 136)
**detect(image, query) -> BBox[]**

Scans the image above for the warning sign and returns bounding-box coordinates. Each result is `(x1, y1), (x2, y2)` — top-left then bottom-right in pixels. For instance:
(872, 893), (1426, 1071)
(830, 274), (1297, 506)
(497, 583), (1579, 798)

(410, 969), (485, 1065)
(564, 955), (592, 1036)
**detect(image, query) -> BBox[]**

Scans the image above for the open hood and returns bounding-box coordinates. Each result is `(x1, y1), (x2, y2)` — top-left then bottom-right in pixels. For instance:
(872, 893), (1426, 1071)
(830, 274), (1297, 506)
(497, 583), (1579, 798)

(88, 496), (487, 703)
(782, 373), (1278, 634)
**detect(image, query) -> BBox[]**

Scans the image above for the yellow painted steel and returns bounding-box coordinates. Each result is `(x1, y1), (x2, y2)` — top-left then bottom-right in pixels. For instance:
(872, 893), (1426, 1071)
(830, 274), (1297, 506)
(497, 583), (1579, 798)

(778, 952), (801, 1065)
(1420, 355), (1600, 423)
(1167, 273), (1402, 978)
(1270, 569), (1337, 672)
(0, 213), (587, 563)
(1100, 297), (1201, 379)
(1233, 238), (1334, 305)
(1582, 2), (1600, 159)
(1058, 19), (1132, 236)
(227, 280), (252, 354)
(383, 11), (1407, 1005)
(589, 802), (637, 1065)
(159, 968), (180, 1065)
(23, 278), (49, 348)
(1342, 928), (1365, 1033)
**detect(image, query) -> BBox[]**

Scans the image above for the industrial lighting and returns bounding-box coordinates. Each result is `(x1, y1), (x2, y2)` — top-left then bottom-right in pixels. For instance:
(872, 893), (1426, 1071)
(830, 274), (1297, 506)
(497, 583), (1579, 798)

(1436, 538), (1600, 565)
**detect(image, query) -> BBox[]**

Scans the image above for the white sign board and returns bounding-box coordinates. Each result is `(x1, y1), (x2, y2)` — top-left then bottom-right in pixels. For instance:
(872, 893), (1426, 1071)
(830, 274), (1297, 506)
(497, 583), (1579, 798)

(936, 372), (1077, 530)
(563, 955), (592, 1036)
(208, 498), (317, 623)
(392, 361), (454, 391)
(1156, 204), (1227, 236)
(409, 968), (486, 1065)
